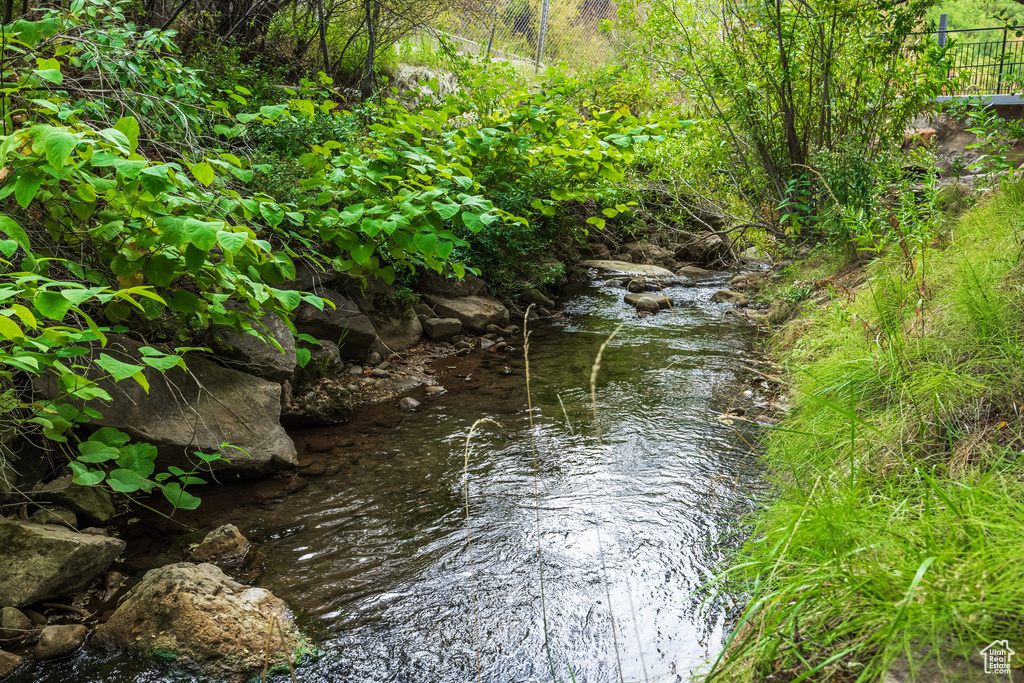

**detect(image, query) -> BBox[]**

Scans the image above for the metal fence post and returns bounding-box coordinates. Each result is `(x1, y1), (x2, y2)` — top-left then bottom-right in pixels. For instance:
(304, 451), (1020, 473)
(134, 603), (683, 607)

(998, 27), (1008, 94)
(938, 13), (947, 47)
(535, 0), (550, 74)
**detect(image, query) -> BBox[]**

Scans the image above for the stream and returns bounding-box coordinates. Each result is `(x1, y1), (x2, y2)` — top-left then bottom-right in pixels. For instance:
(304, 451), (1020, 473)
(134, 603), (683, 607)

(14, 270), (767, 682)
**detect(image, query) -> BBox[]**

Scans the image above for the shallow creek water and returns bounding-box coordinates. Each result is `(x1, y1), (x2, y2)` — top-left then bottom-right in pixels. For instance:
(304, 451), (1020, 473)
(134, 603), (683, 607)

(15, 271), (767, 682)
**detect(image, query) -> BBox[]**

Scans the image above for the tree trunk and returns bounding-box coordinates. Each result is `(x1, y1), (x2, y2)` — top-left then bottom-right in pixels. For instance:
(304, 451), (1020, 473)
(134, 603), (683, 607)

(316, 0), (330, 72)
(360, 0), (378, 100)
(3, 0), (15, 25)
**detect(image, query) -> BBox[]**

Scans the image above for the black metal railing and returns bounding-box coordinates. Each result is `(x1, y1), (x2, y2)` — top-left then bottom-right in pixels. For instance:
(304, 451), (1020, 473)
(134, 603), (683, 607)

(938, 21), (1024, 96)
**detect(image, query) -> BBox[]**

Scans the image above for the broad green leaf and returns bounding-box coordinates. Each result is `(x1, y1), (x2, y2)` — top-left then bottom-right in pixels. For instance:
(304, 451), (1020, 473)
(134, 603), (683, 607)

(69, 461), (105, 486)
(259, 104), (287, 120)
(351, 242), (374, 265)
(95, 353), (145, 381)
(114, 116), (140, 151)
(0, 215), (30, 254)
(271, 288), (302, 311)
(107, 468), (145, 492)
(13, 171), (43, 208)
(0, 315), (23, 340)
(161, 482), (202, 511)
(33, 68), (63, 84)
(296, 347), (311, 367)
(216, 230), (248, 254)
(432, 201), (460, 220)
(141, 354), (183, 372)
(183, 219), (219, 250)
(90, 427), (131, 447)
(34, 290), (74, 320)
(191, 162), (215, 186)
(44, 130), (79, 169)
(413, 232), (438, 255)
(78, 440), (120, 463)
(259, 203), (284, 227)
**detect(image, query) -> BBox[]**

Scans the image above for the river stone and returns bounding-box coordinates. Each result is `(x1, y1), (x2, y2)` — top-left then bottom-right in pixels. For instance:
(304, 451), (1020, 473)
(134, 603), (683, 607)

(578, 260), (675, 277)
(521, 288), (554, 308)
(621, 241), (676, 267)
(0, 607), (32, 639)
(212, 312), (296, 383)
(711, 290), (751, 306)
(626, 278), (647, 293)
(731, 272), (772, 292)
(676, 232), (729, 263)
(0, 517), (125, 608)
(188, 524), (251, 569)
(422, 317), (462, 341)
(624, 293), (673, 310)
(424, 295), (510, 334)
(376, 313), (423, 353)
(398, 397), (420, 412)
(34, 335), (296, 472)
(35, 624), (87, 659)
(29, 507), (77, 528)
(0, 651), (22, 677)
(675, 266), (718, 279)
(37, 475), (114, 524)
(416, 271), (489, 298)
(634, 297), (662, 313)
(92, 563), (303, 677)
(281, 380), (352, 427)
(293, 289), (379, 361)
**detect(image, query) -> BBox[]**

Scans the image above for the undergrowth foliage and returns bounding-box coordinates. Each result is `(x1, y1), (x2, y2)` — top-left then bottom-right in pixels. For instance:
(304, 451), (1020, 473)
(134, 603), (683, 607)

(710, 182), (1024, 680)
(0, 0), (669, 513)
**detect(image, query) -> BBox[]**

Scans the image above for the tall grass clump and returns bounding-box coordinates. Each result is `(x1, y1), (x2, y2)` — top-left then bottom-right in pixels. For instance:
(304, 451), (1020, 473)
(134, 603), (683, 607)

(710, 181), (1024, 681)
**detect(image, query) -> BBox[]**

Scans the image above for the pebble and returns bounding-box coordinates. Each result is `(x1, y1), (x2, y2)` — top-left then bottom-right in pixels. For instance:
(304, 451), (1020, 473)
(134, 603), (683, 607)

(456, 348), (471, 356)
(483, 333), (499, 341)
(424, 367), (436, 375)
(398, 397), (420, 411)
(346, 365), (363, 375)
(492, 342), (508, 352)
(538, 307), (551, 316)
(450, 335), (464, 345)
(366, 352), (382, 365)
(347, 384), (359, 393)
(370, 369), (391, 378)
(505, 325), (521, 335)
(377, 361), (391, 371)
(454, 341), (472, 351)
(360, 378), (375, 387)
(0, 651), (22, 677)
(424, 386), (445, 396)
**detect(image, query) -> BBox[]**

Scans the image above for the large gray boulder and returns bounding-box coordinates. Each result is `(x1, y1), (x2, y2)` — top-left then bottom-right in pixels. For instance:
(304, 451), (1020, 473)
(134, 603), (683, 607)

(293, 289), (379, 361)
(213, 312), (296, 383)
(422, 317), (462, 341)
(0, 517), (125, 608)
(579, 260), (676, 277)
(676, 231), (730, 263)
(34, 335), (297, 472)
(37, 474), (115, 524)
(93, 563), (303, 677)
(423, 295), (509, 334)
(416, 271), (489, 298)
(375, 313), (423, 353)
(711, 290), (751, 306)
(621, 241), (676, 268)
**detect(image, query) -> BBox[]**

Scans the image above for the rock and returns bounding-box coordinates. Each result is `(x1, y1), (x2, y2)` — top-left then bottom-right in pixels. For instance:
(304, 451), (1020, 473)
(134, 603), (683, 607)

(0, 517), (125, 608)
(281, 380), (353, 427)
(0, 607), (32, 640)
(740, 246), (772, 265)
(492, 341), (508, 352)
(370, 368), (390, 378)
(579, 260), (675, 277)
(450, 335), (464, 345)
(676, 232), (729, 263)
(626, 278), (647, 293)
(298, 339), (343, 381)
(422, 317), (463, 341)
(454, 341), (473, 351)
(424, 386), (445, 396)
(455, 348), (471, 357)
(417, 271), (489, 298)
(711, 290), (751, 306)
(37, 476), (114, 524)
(633, 297), (662, 313)
(347, 384), (358, 393)
(424, 296), (510, 334)
(79, 527), (108, 537)
(675, 266), (718, 279)
(29, 507), (77, 528)
(346, 365), (364, 375)
(212, 312), (296, 383)
(581, 243), (611, 260)
(366, 351), (383, 366)
(35, 624), (87, 659)
(624, 293), (673, 310)
(413, 303), (435, 320)
(375, 313), (422, 354)
(188, 525), (251, 569)
(23, 610), (46, 626)
(731, 272), (771, 292)
(398, 397), (420, 411)
(522, 288), (554, 308)
(293, 289), (379, 361)
(33, 335), (296, 472)
(92, 563), (303, 677)
(482, 333), (499, 341)
(0, 651), (22, 677)
(538, 307), (551, 316)
(484, 324), (507, 335)
(621, 241), (676, 267)
(505, 325), (521, 336)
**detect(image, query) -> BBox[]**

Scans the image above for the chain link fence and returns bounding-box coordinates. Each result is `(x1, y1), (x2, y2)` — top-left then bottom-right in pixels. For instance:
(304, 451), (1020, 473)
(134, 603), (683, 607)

(434, 0), (624, 71)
